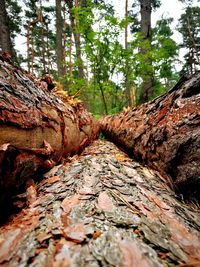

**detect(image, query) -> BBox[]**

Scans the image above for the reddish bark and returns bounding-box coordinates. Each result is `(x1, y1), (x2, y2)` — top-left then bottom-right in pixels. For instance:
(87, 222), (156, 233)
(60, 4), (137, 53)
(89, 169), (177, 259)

(0, 140), (199, 266)
(0, 57), (99, 215)
(100, 74), (200, 200)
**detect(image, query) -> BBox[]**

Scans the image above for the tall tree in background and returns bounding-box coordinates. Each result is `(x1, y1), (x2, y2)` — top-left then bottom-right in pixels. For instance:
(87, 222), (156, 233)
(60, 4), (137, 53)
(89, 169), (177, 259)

(0, 0), (180, 115)
(81, 1), (123, 114)
(0, 0), (18, 59)
(56, 0), (66, 77)
(151, 17), (178, 94)
(124, 0), (130, 106)
(25, 0), (56, 75)
(26, 0), (43, 73)
(124, 0), (133, 106)
(132, 16), (178, 102)
(131, 0), (161, 103)
(139, 0), (153, 103)
(66, 0), (84, 79)
(130, 0), (177, 104)
(178, 6), (200, 74)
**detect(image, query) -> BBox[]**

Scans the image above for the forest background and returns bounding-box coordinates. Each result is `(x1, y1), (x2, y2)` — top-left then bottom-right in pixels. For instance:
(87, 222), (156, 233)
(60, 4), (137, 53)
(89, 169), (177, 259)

(0, 0), (200, 116)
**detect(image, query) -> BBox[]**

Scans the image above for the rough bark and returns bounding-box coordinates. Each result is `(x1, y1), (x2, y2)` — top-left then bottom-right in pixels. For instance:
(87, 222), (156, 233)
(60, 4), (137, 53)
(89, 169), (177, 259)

(0, 57), (99, 217)
(100, 74), (200, 201)
(0, 0), (16, 59)
(0, 140), (199, 266)
(140, 0), (153, 103)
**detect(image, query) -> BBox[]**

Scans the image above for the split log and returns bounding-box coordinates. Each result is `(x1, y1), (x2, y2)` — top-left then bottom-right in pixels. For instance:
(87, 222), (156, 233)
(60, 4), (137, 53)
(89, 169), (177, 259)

(0, 140), (199, 267)
(100, 74), (200, 201)
(0, 58), (99, 217)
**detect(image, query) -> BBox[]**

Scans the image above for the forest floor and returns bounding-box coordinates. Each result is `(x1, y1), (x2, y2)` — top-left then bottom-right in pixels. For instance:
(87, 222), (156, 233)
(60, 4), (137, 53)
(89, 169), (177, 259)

(0, 140), (200, 267)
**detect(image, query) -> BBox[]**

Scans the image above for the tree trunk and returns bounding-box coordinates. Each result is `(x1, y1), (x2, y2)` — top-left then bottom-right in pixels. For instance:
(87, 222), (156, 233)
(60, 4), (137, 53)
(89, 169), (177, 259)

(0, 0), (16, 59)
(0, 140), (199, 266)
(41, 17), (46, 75)
(99, 82), (108, 115)
(0, 57), (99, 219)
(56, 0), (66, 77)
(26, 4), (43, 74)
(74, 0), (84, 79)
(66, 0), (84, 80)
(124, 0), (132, 107)
(140, 0), (153, 103)
(69, 26), (73, 84)
(100, 74), (200, 201)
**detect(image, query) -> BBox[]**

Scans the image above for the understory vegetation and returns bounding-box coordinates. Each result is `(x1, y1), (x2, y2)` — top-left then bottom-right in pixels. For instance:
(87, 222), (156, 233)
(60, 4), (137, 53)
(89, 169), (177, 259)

(0, 0), (200, 115)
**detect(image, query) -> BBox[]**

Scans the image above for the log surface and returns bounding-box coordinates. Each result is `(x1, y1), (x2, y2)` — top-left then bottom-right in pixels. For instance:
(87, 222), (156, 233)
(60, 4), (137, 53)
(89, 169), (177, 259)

(0, 140), (199, 267)
(0, 58), (98, 215)
(100, 74), (200, 200)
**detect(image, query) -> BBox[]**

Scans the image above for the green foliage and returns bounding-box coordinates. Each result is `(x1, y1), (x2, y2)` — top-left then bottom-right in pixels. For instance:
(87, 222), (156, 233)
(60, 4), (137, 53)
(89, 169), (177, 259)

(151, 0), (161, 10)
(65, 1), (179, 110)
(7, 0), (184, 113)
(178, 6), (200, 47)
(22, 0), (57, 75)
(5, 0), (22, 40)
(178, 0), (200, 4)
(129, 16), (179, 103)
(177, 5), (200, 74)
(65, 1), (125, 115)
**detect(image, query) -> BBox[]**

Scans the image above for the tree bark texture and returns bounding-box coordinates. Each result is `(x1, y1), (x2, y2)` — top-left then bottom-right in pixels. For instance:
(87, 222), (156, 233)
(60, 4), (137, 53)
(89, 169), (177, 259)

(0, 58), (99, 216)
(0, 140), (199, 266)
(140, 0), (153, 103)
(0, 0), (16, 58)
(100, 74), (200, 201)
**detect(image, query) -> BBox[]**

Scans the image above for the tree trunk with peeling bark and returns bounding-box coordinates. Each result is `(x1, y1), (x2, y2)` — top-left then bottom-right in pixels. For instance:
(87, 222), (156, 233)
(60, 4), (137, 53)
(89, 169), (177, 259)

(100, 74), (200, 201)
(0, 140), (199, 267)
(0, 58), (99, 218)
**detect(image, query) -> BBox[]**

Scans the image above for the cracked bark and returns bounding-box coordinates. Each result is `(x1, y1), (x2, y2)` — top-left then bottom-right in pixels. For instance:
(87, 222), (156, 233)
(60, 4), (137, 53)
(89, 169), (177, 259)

(100, 74), (200, 201)
(0, 140), (199, 267)
(0, 58), (99, 218)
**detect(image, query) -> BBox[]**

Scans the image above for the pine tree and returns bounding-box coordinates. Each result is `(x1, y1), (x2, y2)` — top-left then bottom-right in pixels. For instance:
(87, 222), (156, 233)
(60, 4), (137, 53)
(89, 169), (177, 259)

(55, 0), (66, 77)
(124, 0), (133, 106)
(25, 0), (56, 75)
(0, 0), (21, 60)
(66, 0), (84, 79)
(178, 6), (200, 74)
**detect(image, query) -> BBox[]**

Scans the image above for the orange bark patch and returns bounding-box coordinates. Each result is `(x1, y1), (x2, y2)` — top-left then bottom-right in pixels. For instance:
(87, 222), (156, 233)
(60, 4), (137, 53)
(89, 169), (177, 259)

(47, 175), (60, 184)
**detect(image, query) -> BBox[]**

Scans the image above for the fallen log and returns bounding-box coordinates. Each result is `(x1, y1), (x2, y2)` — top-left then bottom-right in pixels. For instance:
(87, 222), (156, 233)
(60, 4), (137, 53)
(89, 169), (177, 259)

(100, 74), (200, 201)
(0, 140), (199, 266)
(0, 58), (99, 218)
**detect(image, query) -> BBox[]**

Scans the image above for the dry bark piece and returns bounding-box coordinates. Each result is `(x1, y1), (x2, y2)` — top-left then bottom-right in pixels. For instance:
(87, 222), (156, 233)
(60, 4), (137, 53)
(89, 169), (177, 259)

(100, 74), (200, 200)
(0, 58), (99, 218)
